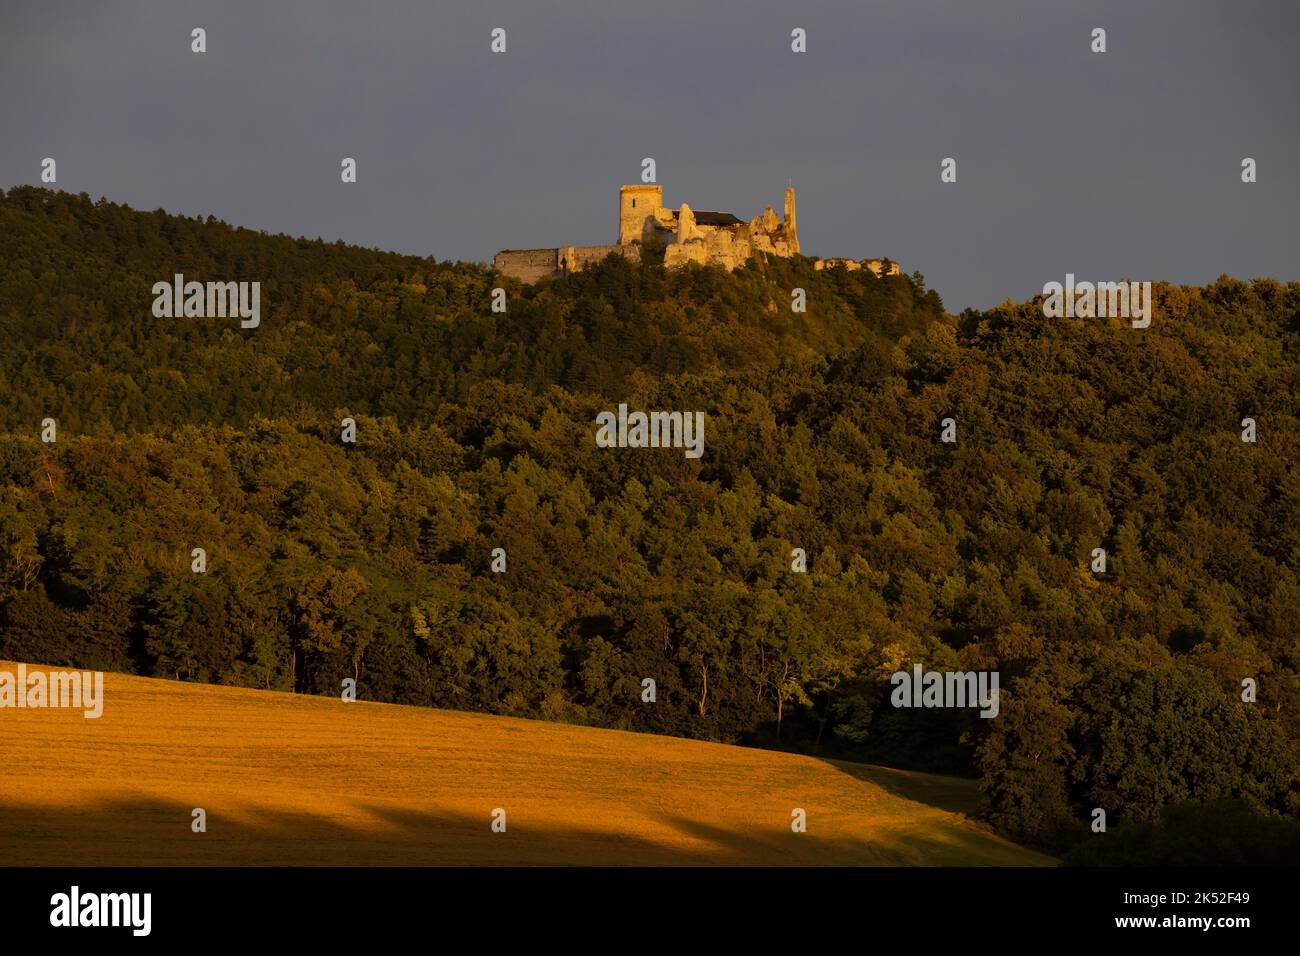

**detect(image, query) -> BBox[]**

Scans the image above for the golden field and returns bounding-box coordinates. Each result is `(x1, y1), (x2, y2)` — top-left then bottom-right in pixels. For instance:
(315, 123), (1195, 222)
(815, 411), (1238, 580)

(0, 662), (1055, 866)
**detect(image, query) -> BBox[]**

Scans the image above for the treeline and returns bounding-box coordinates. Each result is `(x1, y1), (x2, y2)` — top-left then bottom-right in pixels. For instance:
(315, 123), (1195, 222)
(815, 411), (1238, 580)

(1, 187), (1298, 861)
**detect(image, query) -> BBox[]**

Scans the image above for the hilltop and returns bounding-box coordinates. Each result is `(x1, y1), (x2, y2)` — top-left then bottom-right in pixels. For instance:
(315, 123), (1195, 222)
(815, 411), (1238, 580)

(0, 186), (942, 434)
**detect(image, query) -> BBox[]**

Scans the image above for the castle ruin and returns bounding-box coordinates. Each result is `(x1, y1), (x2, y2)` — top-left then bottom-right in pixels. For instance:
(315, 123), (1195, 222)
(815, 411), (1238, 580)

(815, 257), (901, 277)
(493, 183), (896, 282)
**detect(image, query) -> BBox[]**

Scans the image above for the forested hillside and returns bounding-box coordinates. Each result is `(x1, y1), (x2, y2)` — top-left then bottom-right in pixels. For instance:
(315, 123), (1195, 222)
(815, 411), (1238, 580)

(2, 186), (1297, 861)
(0, 187), (936, 431)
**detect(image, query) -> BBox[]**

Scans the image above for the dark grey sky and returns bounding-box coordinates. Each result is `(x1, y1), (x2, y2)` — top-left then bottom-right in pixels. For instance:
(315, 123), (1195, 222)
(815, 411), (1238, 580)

(2, 0), (1296, 310)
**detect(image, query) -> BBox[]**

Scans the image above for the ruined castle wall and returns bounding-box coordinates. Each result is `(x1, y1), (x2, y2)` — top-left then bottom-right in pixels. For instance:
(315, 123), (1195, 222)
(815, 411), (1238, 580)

(664, 225), (751, 271)
(494, 248), (560, 283)
(814, 257), (900, 276)
(495, 245), (642, 283)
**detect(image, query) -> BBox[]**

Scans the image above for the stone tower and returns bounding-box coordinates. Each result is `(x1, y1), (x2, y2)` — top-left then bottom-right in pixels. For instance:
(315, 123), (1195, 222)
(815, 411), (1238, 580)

(619, 184), (663, 245)
(784, 186), (799, 254)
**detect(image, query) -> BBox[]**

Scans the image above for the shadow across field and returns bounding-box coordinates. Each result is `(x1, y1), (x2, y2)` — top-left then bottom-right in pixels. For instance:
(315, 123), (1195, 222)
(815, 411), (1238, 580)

(817, 758), (987, 816)
(0, 792), (1050, 867)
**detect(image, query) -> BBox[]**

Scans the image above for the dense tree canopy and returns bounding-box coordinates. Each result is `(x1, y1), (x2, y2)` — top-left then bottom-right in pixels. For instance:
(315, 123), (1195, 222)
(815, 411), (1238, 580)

(2, 186), (1297, 859)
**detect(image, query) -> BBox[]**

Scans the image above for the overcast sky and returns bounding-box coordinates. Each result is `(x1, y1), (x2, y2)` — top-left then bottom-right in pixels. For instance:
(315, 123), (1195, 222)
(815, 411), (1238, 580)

(2, 0), (1296, 311)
